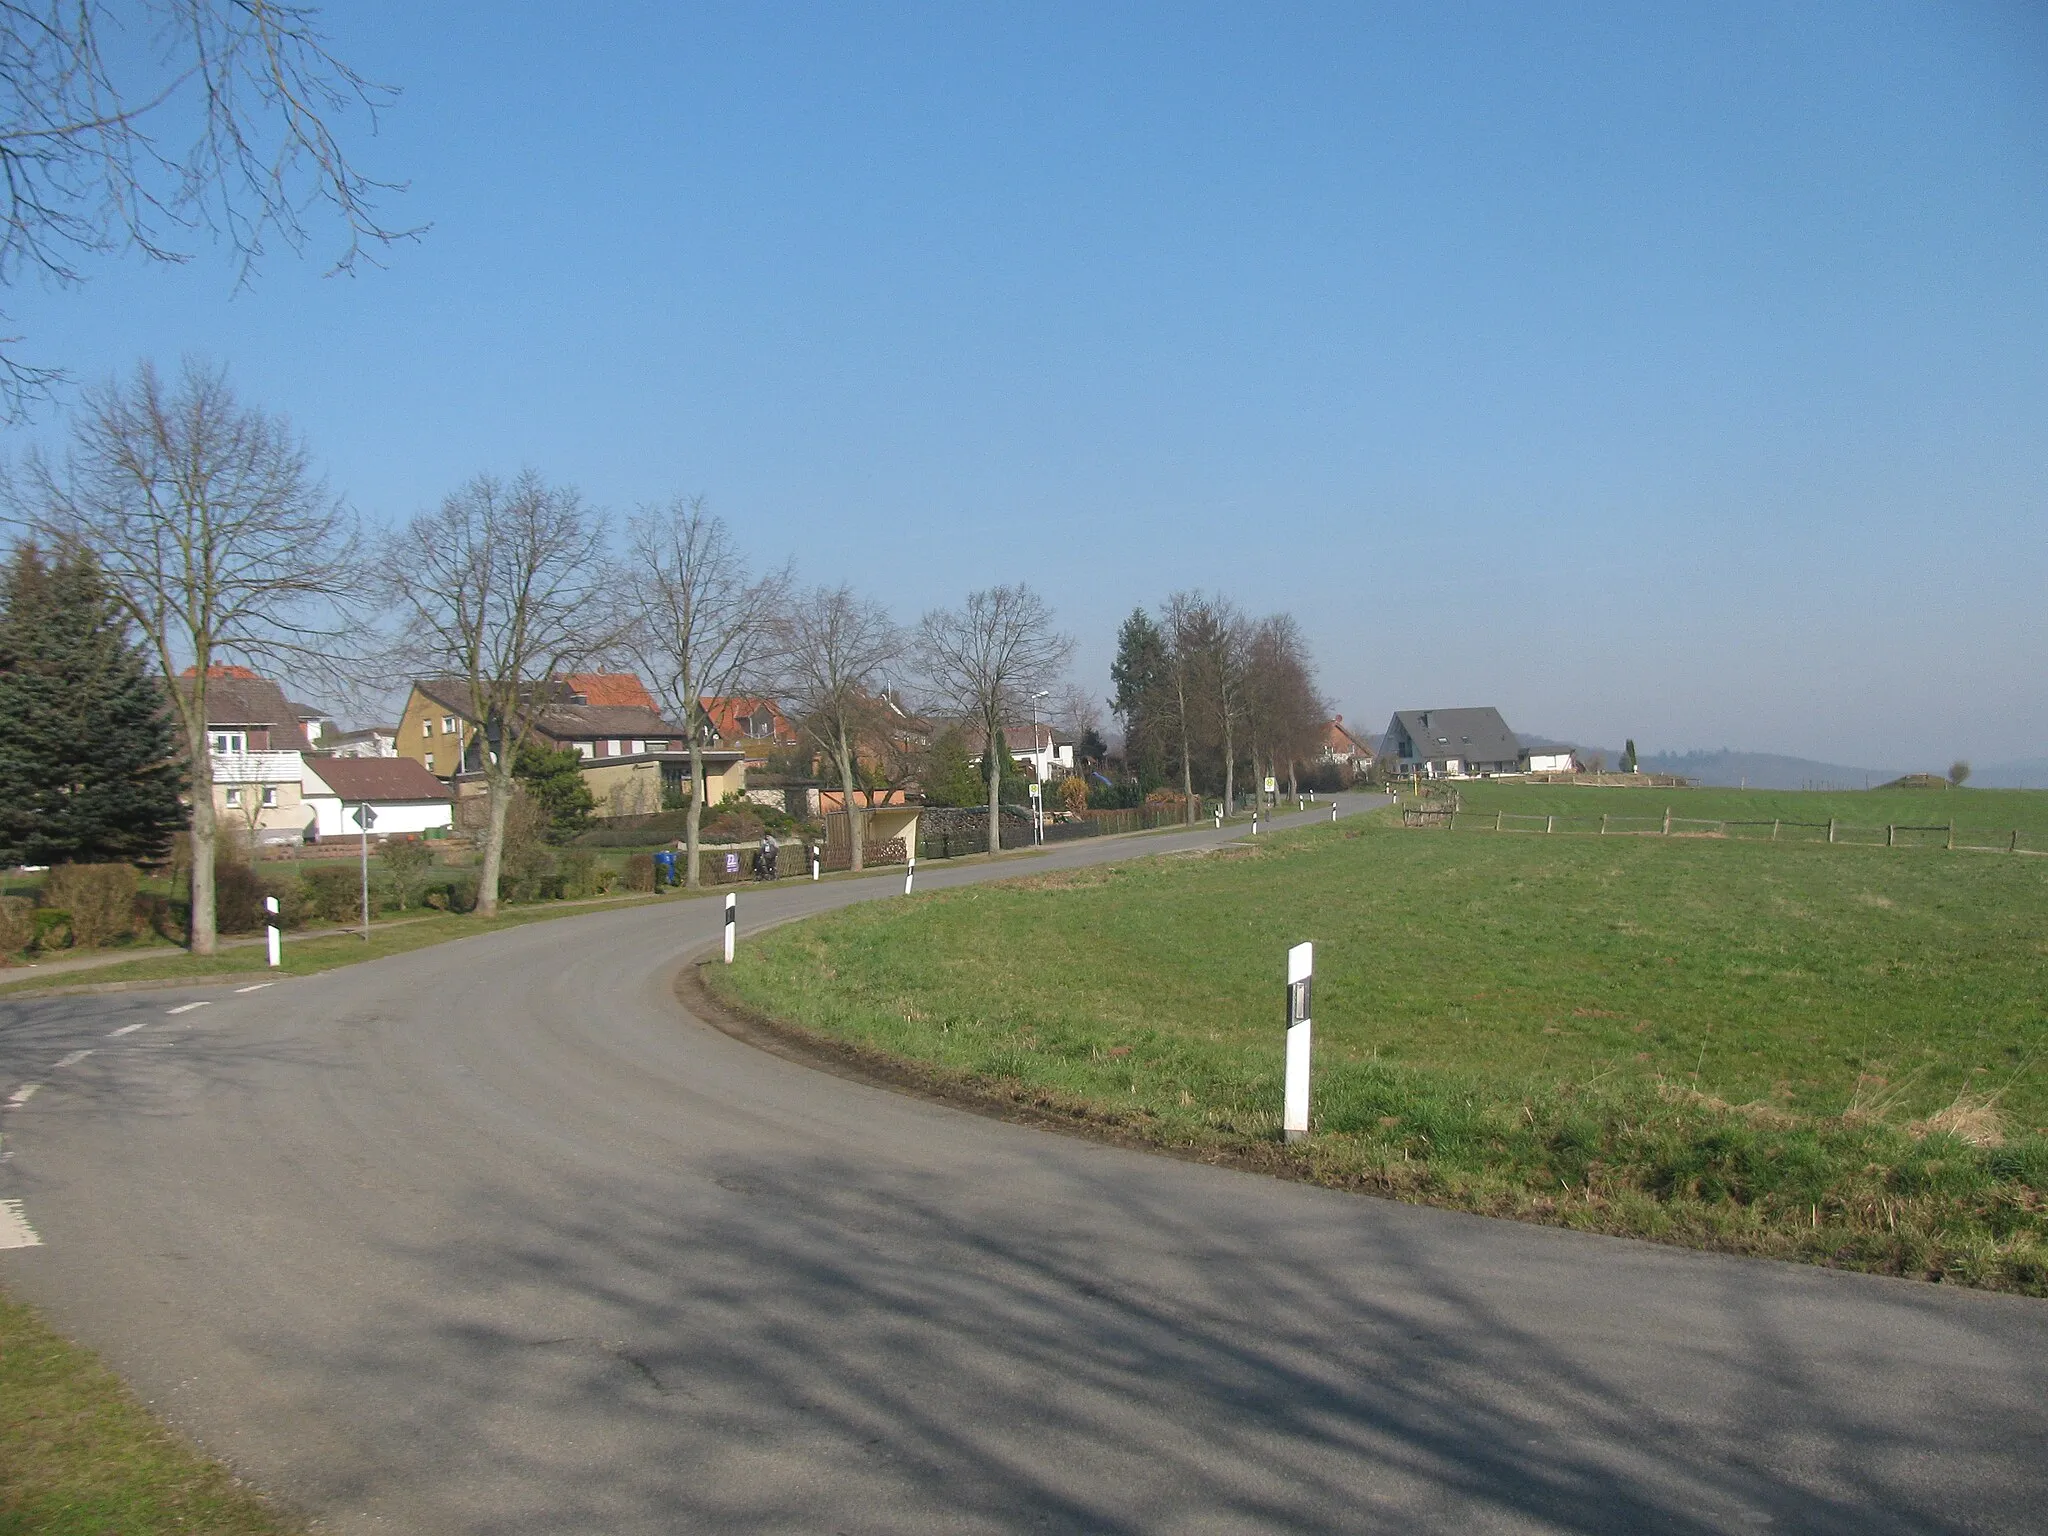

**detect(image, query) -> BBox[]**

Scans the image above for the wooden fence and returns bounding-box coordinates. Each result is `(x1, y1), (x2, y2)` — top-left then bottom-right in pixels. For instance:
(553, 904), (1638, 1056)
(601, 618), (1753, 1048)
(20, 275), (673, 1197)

(1402, 805), (2040, 854)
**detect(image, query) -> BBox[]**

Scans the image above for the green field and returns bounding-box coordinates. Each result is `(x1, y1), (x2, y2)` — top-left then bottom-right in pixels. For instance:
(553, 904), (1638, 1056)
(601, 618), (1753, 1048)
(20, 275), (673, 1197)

(1425, 780), (2048, 850)
(711, 794), (2048, 1292)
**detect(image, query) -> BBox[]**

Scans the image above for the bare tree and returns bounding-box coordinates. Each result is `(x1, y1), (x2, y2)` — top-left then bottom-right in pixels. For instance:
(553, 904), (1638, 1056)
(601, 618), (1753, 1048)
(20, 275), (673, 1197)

(383, 471), (613, 918)
(1157, 591), (1208, 823)
(918, 584), (1073, 857)
(774, 584), (901, 873)
(1244, 613), (1326, 801)
(11, 357), (360, 952)
(1197, 596), (1250, 816)
(0, 1), (417, 414)
(624, 497), (789, 888)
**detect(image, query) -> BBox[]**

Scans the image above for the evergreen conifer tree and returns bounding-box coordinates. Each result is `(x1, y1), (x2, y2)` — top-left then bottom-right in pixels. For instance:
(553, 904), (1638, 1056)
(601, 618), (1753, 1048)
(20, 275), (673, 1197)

(0, 545), (185, 864)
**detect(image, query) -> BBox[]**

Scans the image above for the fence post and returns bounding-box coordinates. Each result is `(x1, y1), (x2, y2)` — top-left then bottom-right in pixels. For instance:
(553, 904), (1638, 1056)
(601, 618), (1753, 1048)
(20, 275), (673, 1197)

(1829, 819), (1836, 845)
(2011, 829), (2019, 853)
(1772, 819), (1780, 842)
(1496, 810), (1503, 832)
(1886, 824), (1894, 847)
(1600, 814), (1608, 836)
(1663, 807), (1671, 836)
(1947, 820), (1955, 851)
(1546, 815), (1554, 834)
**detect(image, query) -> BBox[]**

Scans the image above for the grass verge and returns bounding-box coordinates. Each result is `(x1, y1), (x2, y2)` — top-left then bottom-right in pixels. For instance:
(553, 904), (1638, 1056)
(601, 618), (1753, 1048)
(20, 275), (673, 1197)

(706, 805), (2048, 1294)
(0, 1291), (292, 1534)
(0, 890), (685, 999)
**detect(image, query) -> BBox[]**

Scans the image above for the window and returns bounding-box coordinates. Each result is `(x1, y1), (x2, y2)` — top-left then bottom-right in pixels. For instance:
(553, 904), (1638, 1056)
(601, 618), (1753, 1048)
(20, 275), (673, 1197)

(210, 731), (246, 754)
(261, 786), (277, 808)
(646, 740), (668, 753)
(224, 787), (243, 807)
(422, 719), (433, 738)
(425, 753), (435, 772)
(574, 742), (592, 759)
(442, 715), (456, 734)
(630, 739), (646, 755)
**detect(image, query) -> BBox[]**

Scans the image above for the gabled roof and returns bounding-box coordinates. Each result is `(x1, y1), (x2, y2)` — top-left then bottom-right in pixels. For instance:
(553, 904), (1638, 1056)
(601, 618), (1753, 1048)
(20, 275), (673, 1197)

(176, 669), (304, 740)
(563, 672), (657, 710)
(1323, 715), (1373, 757)
(699, 696), (798, 743)
(305, 755), (453, 803)
(536, 702), (688, 739)
(1386, 707), (1521, 765)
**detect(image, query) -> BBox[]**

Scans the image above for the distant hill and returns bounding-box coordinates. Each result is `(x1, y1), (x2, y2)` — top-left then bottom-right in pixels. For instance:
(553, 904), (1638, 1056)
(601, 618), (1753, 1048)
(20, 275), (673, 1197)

(1516, 737), (1899, 790)
(1970, 757), (2048, 790)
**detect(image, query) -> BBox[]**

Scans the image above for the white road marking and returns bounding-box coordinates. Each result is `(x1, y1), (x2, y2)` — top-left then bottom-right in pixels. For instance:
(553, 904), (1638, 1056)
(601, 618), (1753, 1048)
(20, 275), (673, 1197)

(165, 1001), (211, 1015)
(4, 1084), (37, 1108)
(108, 1022), (147, 1037)
(234, 982), (274, 994)
(0, 1198), (39, 1248)
(53, 1050), (92, 1070)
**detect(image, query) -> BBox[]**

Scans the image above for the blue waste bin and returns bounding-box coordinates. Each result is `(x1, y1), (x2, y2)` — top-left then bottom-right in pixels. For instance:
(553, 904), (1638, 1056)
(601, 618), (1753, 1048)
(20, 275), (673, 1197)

(651, 850), (678, 887)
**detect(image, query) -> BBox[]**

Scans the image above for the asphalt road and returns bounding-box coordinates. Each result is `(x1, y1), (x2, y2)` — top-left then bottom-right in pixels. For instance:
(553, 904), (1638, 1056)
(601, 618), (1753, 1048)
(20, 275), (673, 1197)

(2, 796), (2044, 1534)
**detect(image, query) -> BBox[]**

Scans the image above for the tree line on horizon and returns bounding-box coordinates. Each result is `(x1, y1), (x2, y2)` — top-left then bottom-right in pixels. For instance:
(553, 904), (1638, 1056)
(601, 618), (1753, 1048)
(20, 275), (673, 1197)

(0, 360), (1331, 954)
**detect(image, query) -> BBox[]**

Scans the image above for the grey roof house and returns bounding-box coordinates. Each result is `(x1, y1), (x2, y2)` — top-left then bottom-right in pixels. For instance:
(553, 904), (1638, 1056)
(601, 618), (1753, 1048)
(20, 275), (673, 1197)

(1383, 708), (1524, 778)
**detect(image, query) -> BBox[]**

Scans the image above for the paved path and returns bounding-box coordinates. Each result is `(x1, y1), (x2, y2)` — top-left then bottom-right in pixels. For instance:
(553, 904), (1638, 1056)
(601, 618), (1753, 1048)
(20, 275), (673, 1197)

(1, 796), (2043, 1533)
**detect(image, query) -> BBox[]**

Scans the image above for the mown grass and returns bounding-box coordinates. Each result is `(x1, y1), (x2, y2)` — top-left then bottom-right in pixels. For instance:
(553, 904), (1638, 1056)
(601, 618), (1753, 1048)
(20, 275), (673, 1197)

(0, 1292), (293, 1534)
(710, 801), (2048, 1292)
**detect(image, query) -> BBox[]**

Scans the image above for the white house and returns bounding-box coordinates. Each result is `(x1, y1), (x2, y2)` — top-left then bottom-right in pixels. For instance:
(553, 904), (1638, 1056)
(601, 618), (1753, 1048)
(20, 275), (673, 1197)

(302, 756), (455, 841)
(1525, 751), (1577, 773)
(979, 723), (1075, 783)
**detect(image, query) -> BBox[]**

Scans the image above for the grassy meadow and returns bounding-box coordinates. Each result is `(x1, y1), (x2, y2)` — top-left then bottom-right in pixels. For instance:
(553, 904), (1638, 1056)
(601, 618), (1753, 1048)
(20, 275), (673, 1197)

(711, 789), (2048, 1291)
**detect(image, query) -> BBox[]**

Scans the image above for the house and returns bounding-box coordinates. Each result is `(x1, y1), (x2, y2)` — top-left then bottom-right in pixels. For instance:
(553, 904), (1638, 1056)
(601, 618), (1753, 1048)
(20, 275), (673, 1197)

(178, 667), (316, 846)
(699, 696), (800, 761)
(394, 675), (747, 818)
(1525, 749), (1578, 774)
(974, 723), (1076, 784)
(1320, 715), (1375, 770)
(1383, 708), (1524, 779)
(301, 756), (455, 840)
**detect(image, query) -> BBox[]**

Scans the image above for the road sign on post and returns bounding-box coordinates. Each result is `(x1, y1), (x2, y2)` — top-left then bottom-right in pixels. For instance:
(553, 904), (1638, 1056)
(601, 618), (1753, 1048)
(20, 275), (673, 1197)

(723, 892), (737, 963)
(1029, 781), (1043, 844)
(1284, 941), (1313, 1143)
(354, 803), (377, 940)
(265, 896), (281, 967)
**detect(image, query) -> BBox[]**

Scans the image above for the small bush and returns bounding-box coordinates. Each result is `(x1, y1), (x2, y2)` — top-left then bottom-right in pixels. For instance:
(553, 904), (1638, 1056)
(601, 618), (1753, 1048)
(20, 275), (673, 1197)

(213, 858), (268, 933)
(41, 863), (138, 948)
(556, 849), (601, 900)
(423, 872), (479, 913)
(133, 891), (184, 944)
(0, 895), (33, 957)
(381, 838), (435, 910)
(31, 909), (70, 951)
(303, 865), (361, 924)
(623, 852), (656, 893)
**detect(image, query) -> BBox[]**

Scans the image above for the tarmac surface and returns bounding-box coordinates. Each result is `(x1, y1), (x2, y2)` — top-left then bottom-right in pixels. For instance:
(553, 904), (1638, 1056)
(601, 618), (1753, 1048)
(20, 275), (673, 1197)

(2, 796), (2044, 1533)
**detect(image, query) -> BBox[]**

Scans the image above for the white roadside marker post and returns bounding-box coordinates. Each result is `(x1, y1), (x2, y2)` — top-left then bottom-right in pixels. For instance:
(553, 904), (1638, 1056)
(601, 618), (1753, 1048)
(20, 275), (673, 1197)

(1214, 806), (1222, 829)
(904, 854), (916, 896)
(265, 896), (281, 968)
(1251, 806), (1259, 836)
(723, 892), (736, 963)
(810, 844), (820, 882)
(1331, 802), (1338, 823)
(1284, 941), (1313, 1143)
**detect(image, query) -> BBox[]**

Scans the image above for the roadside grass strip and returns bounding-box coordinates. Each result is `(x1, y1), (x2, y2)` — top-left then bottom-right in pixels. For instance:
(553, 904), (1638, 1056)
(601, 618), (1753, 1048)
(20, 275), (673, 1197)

(0, 1291), (295, 1534)
(710, 806), (2048, 1294)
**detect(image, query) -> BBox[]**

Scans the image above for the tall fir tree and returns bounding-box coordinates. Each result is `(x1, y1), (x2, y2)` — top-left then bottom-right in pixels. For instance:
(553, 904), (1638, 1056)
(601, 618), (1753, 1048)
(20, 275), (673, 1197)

(1109, 607), (1170, 789)
(0, 545), (185, 865)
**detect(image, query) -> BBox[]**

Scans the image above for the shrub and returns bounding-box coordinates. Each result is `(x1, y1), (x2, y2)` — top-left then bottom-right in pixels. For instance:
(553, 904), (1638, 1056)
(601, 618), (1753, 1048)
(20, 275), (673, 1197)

(41, 863), (138, 948)
(32, 909), (71, 951)
(557, 849), (601, 900)
(381, 838), (434, 910)
(422, 872), (479, 913)
(1058, 776), (1089, 815)
(623, 852), (656, 893)
(213, 858), (268, 934)
(0, 895), (33, 957)
(302, 865), (361, 925)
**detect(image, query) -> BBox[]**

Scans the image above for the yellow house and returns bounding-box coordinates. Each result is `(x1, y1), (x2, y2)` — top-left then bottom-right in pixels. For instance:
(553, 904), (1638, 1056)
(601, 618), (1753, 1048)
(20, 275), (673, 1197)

(396, 677), (746, 817)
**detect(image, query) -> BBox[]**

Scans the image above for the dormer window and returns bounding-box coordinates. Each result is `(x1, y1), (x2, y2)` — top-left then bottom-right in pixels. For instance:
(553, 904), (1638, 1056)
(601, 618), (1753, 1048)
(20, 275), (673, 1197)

(210, 731), (246, 755)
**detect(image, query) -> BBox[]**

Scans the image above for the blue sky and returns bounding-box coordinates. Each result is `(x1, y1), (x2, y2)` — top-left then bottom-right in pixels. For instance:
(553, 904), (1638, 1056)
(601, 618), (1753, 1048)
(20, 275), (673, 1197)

(11, 2), (2046, 767)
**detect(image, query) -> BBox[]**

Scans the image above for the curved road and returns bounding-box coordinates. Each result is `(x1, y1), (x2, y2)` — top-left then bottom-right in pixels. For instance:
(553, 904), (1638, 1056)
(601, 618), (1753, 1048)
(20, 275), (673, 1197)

(2, 798), (2043, 1533)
